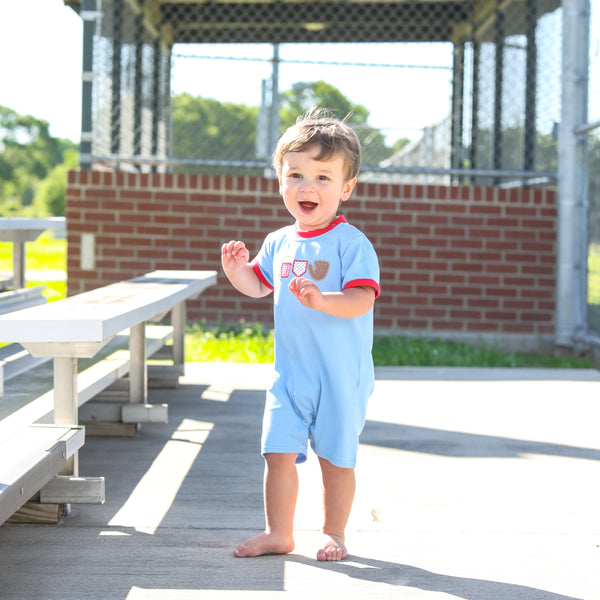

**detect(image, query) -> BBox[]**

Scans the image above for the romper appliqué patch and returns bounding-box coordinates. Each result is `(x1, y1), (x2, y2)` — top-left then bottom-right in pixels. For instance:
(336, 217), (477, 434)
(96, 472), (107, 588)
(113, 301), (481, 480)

(292, 260), (308, 277)
(280, 261), (292, 278)
(308, 260), (329, 281)
(279, 258), (329, 280)
(279, 255), (293, 278)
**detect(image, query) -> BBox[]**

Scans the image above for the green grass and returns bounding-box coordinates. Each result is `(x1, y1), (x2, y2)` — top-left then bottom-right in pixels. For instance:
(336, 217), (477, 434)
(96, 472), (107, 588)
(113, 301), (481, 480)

(0, 231), (66, 272)
(184, 322), (596, 368)
(0, 232), (66, 303)
(588, 243), (600, 305)
(370, 334), (594, 368)
(185, 322), (275, 363)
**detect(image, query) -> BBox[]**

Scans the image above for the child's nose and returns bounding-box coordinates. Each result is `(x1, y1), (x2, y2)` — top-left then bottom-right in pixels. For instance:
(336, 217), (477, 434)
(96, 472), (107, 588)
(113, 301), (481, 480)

(300, 180), (316, 192)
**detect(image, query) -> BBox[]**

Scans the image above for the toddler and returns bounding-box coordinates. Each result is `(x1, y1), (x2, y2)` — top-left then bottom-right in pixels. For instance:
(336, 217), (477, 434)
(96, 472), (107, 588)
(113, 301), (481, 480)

(221, 110), (380, 561)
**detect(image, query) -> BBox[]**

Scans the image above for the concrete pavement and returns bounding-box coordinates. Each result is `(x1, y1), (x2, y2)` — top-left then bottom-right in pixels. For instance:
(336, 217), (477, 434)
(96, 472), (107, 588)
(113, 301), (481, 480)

(0, 363), (599, 599)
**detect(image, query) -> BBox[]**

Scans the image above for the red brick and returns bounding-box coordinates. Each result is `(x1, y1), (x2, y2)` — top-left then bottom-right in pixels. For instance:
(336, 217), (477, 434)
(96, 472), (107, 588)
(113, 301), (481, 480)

(66, 175), (558, 340)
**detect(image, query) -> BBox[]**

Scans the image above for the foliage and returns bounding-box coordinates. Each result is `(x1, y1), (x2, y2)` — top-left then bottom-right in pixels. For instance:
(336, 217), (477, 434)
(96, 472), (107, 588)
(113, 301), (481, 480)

(279, 80), (395, 165)
(0, 105), (77, 217)
(279, 80), (371, 126)
(33, 148), (79, 216)
(170, 81), (398, 173)
(170, 93), (260, 173)
(392, 137), (411, 154)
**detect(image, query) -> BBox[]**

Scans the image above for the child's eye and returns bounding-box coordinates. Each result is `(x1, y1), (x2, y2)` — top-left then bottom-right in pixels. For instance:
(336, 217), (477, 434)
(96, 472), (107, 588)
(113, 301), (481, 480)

(317, 175), (329, 181)
(289, 173), (301, 179)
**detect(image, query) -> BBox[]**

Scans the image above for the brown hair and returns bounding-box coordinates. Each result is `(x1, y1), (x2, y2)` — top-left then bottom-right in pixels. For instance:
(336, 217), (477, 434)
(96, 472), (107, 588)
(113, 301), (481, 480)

(272, 108), (362, 182)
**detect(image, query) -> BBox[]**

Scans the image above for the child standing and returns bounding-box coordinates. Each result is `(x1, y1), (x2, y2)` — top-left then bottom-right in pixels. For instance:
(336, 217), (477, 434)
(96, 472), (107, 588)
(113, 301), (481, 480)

(221, 110), (380, 561)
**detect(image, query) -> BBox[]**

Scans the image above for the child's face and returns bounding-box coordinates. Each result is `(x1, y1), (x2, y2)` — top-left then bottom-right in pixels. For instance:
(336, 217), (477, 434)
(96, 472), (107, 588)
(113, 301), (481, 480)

(278, 145), (357, 232)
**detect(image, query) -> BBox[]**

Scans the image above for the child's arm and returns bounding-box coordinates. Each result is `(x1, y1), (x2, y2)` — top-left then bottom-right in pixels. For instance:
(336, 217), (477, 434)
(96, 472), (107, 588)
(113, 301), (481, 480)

(288, 277), (375, 318)
(221, 240), (272, 298)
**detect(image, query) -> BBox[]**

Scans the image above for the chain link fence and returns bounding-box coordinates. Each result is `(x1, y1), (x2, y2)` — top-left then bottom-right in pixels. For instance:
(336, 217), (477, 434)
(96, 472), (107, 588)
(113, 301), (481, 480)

(81, 0), (564, 186)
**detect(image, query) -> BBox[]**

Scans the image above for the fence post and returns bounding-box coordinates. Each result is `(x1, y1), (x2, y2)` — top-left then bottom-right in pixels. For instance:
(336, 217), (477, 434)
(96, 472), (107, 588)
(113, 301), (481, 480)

(555, 0), (590, 349)
(80, 0), (99, 170)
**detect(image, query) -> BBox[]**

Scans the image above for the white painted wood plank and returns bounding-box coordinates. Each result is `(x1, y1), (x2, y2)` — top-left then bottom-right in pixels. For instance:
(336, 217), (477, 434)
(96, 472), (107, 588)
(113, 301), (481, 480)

(0, 270), (216, 345)
(0, 424), (84, 525)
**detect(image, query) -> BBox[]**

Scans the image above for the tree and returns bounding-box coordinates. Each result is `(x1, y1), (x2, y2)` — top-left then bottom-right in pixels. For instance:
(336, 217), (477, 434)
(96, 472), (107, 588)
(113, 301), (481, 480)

(169, 81), (398, 173)
(0, 105), (77, 216)
(170, 93), (259, 173)
(279, 81), (394, 165)
(34, 147), (79, 216)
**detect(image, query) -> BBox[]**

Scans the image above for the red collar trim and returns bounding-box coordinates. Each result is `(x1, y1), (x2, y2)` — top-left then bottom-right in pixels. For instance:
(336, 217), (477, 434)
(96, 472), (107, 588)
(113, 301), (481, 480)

(295, 215), (347, 238)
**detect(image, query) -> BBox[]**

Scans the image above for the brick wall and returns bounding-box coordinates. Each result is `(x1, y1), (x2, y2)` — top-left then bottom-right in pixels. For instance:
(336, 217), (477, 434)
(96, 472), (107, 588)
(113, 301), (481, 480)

(66, 170), (557, 349)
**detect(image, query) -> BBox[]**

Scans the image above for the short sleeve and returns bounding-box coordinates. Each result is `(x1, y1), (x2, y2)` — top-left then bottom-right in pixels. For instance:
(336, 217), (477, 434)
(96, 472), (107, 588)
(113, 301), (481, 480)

(341, 234), (381, 298)
(250, 233), (276, 291)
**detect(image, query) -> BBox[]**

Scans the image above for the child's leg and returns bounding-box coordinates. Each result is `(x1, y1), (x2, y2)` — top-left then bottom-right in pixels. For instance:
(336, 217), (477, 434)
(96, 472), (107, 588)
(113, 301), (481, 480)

(317, 456), (356, 561)
(233, 452), (298, 557)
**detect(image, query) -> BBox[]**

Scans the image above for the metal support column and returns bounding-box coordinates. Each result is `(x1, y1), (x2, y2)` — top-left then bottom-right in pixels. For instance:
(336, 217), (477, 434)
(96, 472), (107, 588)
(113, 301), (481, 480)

(171, 301), (186, 370)
(470, 35), (480, 184)
(523, 0), (538, 174)
(80, 0), (99, 169)
(12, 241), (25, 290)
(450, 39), (466, 183)
(268, 44), (280, 157)
(133, 11), (144, 158)
(54, 358), (79, 477)
(129, 322), (147, 404)
(151, 38), (161, 166)
(555, 0), (590, 348)
(493, 0), (505, 184)
(111, 0), (123, 156)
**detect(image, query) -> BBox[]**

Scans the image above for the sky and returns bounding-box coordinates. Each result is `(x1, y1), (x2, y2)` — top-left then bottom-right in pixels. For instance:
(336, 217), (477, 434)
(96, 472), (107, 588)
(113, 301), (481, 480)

(0, 0), (83, 141)
(0, 1), (597, 146)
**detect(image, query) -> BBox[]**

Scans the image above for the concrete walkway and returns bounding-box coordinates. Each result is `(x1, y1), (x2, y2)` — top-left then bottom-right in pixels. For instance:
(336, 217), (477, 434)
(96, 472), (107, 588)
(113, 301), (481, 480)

(0, 363), (599, 599)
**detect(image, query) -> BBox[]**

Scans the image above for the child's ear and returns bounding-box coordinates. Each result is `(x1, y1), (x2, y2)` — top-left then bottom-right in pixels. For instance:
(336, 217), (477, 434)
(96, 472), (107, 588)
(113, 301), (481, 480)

(340, 177), (357, 202)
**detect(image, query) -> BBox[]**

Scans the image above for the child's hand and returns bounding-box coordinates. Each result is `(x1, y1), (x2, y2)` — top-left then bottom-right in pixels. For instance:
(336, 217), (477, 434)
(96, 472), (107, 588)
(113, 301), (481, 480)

(289, 276), (325, 310)
(221, 240), (250, 270)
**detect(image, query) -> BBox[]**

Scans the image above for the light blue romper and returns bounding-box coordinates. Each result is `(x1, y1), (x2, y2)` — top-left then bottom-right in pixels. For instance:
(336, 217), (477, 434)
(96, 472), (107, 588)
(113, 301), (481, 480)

(251, 216), (380, 468)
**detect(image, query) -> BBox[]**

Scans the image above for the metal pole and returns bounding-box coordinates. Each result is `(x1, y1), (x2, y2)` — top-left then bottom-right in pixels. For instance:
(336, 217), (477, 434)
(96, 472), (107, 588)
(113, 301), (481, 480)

(493, 0), (505, 185)
(555, 0), (590, 349)
(129, 322), (147, 404)
(12, 241), (25, 290)
(171, 301), (186, 369)
(470, 35), (480, 184)
(523, 0), (538, 175)
(151, 38), (161, 166)
(80, 0), (98, 169)
(133, 11), (144, 158)
(268, 44), (280, 157)
(111, 0), (123, 156)
(450, 39), (465, 182)
(54, 357), (79, 476)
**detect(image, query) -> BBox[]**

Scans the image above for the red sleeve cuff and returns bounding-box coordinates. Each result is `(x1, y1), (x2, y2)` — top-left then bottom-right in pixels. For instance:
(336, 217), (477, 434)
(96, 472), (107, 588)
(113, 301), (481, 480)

(251, 259), (274, 291)
(343, 279), (381, 298)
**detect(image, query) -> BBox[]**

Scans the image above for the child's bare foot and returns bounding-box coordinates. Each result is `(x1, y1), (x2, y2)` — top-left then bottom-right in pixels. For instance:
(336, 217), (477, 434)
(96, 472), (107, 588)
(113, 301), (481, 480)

(316, 534), (348, 561)
(233, 532), (295, 558)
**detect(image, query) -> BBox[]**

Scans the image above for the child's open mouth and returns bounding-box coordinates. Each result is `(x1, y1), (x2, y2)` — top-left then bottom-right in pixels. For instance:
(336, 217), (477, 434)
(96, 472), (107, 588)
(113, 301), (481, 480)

(299, 201), (318, 213)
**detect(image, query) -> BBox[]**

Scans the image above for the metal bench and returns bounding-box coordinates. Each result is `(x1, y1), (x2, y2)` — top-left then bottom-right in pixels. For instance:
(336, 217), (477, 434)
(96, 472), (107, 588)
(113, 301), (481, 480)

(0, 217), (66, 316)
(0, 269), (217, 524)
